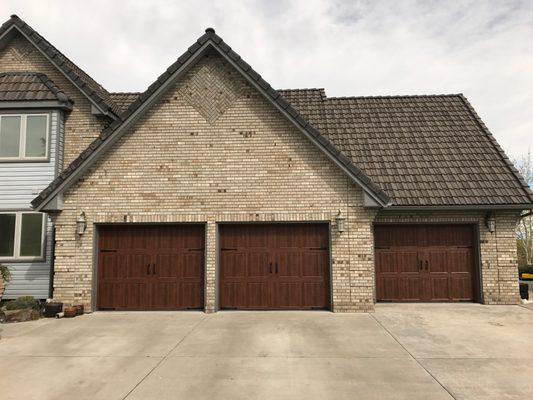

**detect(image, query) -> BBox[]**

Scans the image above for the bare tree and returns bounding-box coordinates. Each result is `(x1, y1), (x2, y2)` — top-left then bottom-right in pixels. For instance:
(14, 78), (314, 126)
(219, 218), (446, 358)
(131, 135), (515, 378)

(515, 150), (533, 266)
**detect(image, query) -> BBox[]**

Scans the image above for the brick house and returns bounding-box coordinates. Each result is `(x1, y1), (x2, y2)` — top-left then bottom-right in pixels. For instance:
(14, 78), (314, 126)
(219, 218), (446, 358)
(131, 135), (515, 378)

(1, 15), (532, 312)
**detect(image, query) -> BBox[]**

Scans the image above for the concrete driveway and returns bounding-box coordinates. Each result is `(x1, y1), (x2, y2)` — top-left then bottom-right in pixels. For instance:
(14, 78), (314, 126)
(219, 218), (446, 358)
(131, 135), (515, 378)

(1, 304), (532, 400)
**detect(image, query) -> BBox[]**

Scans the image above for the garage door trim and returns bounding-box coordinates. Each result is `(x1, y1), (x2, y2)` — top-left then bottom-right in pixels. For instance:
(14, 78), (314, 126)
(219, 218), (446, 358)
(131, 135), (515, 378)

(373, 222), (481, 303)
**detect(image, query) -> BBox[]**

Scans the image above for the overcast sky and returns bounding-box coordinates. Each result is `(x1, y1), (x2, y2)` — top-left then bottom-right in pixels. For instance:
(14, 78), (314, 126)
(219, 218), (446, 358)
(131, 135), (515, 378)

(2, 0), (532, 158)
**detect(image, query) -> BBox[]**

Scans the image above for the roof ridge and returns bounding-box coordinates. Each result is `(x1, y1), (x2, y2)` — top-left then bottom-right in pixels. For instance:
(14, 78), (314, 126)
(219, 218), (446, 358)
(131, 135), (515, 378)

(1, 15), (120, 116)
(278, 88), (325, 92)
(34, 72), (70, 103)
(457, 94), (533, 203)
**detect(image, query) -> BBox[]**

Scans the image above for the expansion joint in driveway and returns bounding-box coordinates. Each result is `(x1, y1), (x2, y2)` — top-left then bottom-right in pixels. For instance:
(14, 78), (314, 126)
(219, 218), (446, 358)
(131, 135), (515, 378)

(369, 313), (458, 400)
(121, 315), (208, 400)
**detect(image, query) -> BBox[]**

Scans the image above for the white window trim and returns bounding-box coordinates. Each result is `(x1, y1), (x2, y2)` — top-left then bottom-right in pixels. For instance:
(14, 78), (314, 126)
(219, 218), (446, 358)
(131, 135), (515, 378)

(0, 211), (46, 261)
(0, 113), (50, 161)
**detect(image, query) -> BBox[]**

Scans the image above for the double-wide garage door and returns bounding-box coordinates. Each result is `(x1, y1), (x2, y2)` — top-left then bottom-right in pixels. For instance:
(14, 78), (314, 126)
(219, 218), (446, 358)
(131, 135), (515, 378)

(97, 225), (204, 310)
(375, 224), (477, 302)
(219, 224), (330, 310)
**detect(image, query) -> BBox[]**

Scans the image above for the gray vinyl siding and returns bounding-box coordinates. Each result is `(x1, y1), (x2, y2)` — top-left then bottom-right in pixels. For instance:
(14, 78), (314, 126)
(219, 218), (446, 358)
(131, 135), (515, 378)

(0, 111), (57, 209)
(0, 110), (62, 299)
(2, 218), (53, 299)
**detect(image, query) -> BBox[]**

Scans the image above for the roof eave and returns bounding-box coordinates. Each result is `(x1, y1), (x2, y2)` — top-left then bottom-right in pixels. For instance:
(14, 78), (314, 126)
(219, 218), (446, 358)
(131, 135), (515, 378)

(0, 99), (73, 110)
(384, 204), (533, 211)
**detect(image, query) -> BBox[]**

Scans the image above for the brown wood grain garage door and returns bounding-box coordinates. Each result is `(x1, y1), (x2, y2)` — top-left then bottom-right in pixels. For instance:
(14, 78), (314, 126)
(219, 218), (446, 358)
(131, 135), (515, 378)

(97, 225), (204, 310)
(375, 224), (477, 302)
(220, 224), (330, 310)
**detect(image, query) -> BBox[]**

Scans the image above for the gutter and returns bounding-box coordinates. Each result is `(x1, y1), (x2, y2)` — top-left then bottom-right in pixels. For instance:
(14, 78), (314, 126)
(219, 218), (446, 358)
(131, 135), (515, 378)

(383, 204), (533, 211)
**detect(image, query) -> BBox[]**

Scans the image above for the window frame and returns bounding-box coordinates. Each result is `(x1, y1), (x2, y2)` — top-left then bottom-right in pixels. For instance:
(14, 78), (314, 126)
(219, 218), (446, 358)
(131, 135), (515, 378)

(0, 113), (50, 161)
(0, 211), (46, 261)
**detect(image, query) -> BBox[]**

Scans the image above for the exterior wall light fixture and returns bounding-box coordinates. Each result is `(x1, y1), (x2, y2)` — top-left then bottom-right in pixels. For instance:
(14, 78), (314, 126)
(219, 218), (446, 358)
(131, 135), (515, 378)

(485, 211), (495, 233)
(76, 212), (87, 236)
(336, 210), (345, 233)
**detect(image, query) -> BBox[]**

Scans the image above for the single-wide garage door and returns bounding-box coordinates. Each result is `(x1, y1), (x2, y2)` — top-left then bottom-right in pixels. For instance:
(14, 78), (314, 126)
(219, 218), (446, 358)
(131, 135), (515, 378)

(375, 224), (477, 302)
(97, 225), (204, 310)
(220, 224), (330, 310)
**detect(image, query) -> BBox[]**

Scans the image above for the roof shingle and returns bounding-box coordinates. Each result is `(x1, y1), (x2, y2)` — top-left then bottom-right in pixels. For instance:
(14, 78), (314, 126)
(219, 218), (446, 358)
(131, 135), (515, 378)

(280, 91), (533, 207)
(0, 72), (70, 103)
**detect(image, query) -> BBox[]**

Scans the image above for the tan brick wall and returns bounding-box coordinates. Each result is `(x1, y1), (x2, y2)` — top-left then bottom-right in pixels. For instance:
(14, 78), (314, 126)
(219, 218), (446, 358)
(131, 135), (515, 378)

(0, 34), (108, 164)
(52, 51), (377, 312)
(376, 210), (521, 304)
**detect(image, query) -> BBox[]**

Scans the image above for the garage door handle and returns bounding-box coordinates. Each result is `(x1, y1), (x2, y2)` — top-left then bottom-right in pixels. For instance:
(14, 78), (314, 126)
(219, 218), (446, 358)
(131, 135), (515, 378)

(419, 260), (423, 271)
(269, 262), (272, 273)
(425, 260), (429, 271)
(147, 264), (151, 275)
(152, 263), (156, 276)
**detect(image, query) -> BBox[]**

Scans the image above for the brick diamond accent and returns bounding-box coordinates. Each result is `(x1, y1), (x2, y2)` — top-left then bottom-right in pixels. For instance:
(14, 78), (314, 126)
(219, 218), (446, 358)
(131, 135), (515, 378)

(7, 41), (33, 62)
(178, 55), (245, 123)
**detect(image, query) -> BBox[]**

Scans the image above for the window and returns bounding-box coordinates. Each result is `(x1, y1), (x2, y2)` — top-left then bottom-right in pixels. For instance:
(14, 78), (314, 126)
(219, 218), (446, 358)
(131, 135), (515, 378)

(0, 212), (45, 260)
(0, 114), (49, 160)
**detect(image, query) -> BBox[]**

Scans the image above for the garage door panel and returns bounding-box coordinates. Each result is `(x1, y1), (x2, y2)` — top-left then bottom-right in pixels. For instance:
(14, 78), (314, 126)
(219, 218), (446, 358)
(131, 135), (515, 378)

(220, 252), (246, 279)
(183, 253), (204, 279)
(124, 283), (149, 309)
(375, 224), (476, 302)
(220, 282), (244, 308)
(278, 252), (300, 278)
(398, 251), (419, 274)
(451, 276), (473, 300)
(100, 254), (119, 279)
(155, 254), (179, 278)
(398, 277), (422, 301)
(181, 282), (203, 308)
(448, 250), (471, 273)
(428, 250), (447, 273)
(429, 276), (450, 300)
(301, 252), (327, 278)
(151, 282), (178, 309)
(376, 251), (396, 274)
(97, 225), (204, 311)
(247, 252), (270, 278)
(378, 277), (398, 300)
(276, 282), (302, 308)
(98, 282), (124, 309)
(302, 282), (326, 308)
(246, 282), (270, 308)
(123, 254), (151, 279)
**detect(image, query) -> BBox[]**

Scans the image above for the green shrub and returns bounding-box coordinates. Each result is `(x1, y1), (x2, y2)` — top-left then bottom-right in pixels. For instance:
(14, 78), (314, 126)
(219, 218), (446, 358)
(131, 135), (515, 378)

(4, 296), (41, 310)
(0, 264), (11, 283)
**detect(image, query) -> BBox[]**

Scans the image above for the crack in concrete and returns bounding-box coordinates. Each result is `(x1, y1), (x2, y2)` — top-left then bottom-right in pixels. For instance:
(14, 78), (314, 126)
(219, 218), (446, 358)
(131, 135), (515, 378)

(121, 314), (209, 400)
(370, 313), (458, 400)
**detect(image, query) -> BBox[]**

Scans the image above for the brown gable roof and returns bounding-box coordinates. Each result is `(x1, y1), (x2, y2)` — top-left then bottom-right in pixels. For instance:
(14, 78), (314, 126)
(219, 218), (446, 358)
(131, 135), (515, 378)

(280, 91), (533, 207)
(0, 15), (120, 116)
(31, 28), (391, 209)
(0, 72), (71, 104)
